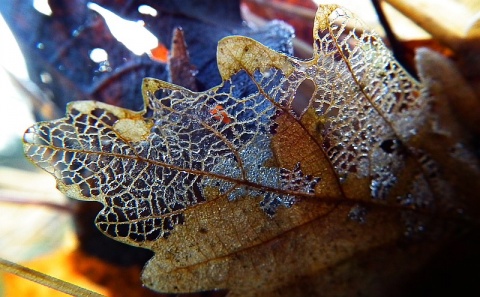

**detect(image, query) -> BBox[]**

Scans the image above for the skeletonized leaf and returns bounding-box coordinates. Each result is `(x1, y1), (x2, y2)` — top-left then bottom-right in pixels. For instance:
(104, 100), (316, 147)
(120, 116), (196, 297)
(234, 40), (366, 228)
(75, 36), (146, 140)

(23, 4), (480, 296)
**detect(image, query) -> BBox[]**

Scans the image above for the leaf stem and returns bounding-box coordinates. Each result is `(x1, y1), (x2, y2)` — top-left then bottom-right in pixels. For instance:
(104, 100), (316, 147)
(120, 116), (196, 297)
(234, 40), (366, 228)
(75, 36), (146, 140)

(0, 257), (105, 297)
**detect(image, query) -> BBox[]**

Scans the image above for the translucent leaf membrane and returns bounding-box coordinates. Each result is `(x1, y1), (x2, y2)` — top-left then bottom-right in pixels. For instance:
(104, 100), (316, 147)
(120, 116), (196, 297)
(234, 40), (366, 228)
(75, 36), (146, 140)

(23, 4), (479, 296)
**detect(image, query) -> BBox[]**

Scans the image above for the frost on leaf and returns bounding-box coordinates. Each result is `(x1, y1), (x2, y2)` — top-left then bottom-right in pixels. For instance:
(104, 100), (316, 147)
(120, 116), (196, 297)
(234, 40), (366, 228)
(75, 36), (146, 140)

(23, 4), (479, 297)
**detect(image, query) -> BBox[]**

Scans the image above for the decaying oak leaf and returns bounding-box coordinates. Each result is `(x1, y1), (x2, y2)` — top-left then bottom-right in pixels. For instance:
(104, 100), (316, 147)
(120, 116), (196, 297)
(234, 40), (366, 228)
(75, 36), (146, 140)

(22, 4), (480, 297)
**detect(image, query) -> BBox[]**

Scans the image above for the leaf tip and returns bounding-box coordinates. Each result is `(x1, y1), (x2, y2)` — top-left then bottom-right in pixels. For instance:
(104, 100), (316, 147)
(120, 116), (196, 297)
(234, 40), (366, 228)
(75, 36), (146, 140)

(314, 4), (342, 31)
(217, 36), (294, 80)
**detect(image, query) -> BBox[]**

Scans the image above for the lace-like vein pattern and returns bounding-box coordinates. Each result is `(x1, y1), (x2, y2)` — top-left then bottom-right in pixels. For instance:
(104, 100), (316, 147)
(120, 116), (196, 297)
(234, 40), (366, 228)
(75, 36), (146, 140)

(278, 8), (429, 200)
(24, 107), (194, 242)
(23, 68), (321, 242)
(312, 8), (434, 200)
(23, 5), (440, 244)
(313, 8), (429, 199)
(224, 6), (437, 204)
(147, 74), (319, 216)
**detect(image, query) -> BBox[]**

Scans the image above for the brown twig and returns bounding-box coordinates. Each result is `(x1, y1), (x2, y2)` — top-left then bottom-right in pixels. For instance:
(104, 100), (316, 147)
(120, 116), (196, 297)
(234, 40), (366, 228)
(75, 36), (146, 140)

(371, 0), (418, 78)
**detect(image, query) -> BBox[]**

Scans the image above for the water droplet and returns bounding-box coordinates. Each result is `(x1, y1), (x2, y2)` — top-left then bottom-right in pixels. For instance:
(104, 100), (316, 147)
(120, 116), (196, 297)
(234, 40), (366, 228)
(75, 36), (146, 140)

(306, 66), (316, 76)
(98, 61), (112, 72)
(404, 223), (425, 237)
(23, 127), (36, 144)
(261, 70), (271, 78)
(402, 212), (426, 238)
(397, 194), (413, 207)
(348, 204), (367, 223)
(40, 71), (52, 84)
(138, 4), (158, 17)
(90, 48), (108, 63)
(36, 42), (45, 50)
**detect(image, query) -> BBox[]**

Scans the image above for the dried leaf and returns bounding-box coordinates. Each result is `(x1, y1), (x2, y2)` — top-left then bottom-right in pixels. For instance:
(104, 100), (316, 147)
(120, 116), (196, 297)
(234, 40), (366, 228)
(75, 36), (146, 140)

(168, 27), (198, 91)
(415, 47), (480, 134)
(22, 4), (480, 296)
(384, 0), (479, 49)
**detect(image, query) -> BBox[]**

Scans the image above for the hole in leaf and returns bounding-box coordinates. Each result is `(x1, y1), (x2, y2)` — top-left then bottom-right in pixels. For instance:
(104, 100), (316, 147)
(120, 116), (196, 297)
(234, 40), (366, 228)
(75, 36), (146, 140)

(380, 139), (403, 154)
(292, 78), (315, 117)
(153, 89), (164, 99)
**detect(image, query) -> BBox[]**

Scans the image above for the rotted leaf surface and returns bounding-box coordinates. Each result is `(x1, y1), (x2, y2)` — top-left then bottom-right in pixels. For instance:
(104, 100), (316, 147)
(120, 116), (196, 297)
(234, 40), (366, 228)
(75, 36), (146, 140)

(23, 4), (480, 296)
